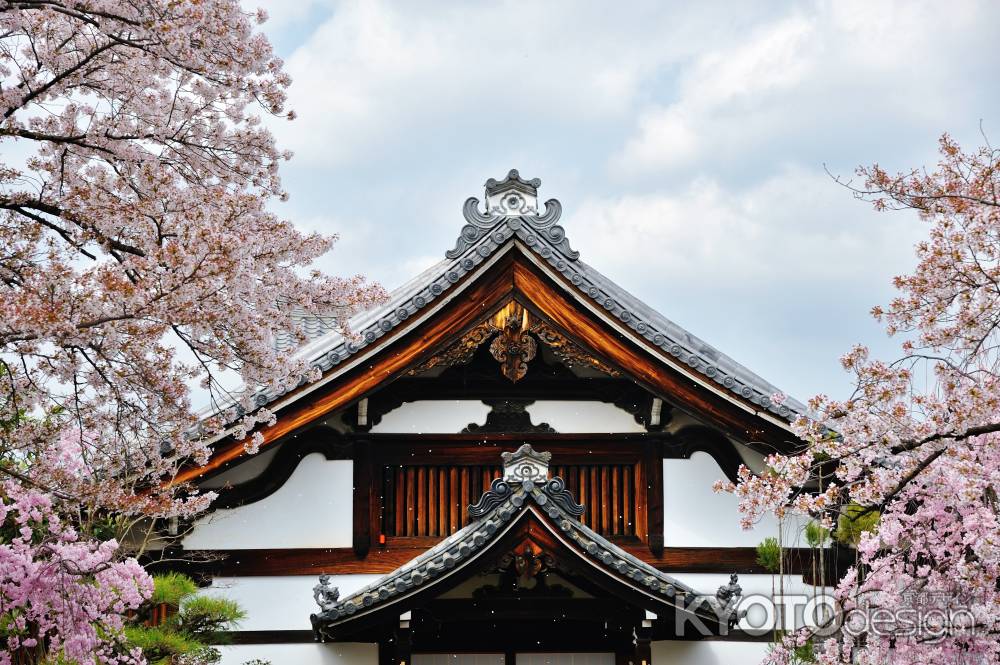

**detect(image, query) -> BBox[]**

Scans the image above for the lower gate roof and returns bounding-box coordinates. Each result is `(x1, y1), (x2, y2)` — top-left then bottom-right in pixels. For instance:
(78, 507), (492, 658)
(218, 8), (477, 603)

(310, 445), (743, 642)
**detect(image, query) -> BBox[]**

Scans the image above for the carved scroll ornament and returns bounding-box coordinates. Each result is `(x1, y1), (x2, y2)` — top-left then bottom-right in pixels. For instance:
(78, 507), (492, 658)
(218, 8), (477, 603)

(407, 300), (620, 382)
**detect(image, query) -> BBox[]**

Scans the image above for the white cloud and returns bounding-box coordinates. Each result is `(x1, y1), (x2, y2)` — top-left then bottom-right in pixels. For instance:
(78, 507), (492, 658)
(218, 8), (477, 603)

(573, 165), (919, 289)
(250, 0), (1000, 401)
(612, 1), (993, 175)
(272, 1), (749, 167)
(243, 0), (332, 30)
(686, 15), (815, 109)
(567, 165), (929, 399)
(292, 213), (440, 289)
(263, 0), (998, 179)
(614, 14), (816, 172)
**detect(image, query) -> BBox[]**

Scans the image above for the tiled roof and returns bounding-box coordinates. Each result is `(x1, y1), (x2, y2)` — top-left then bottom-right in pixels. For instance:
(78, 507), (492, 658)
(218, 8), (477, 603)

(205, 170), (806, 432)
(311, 446), (740, 639)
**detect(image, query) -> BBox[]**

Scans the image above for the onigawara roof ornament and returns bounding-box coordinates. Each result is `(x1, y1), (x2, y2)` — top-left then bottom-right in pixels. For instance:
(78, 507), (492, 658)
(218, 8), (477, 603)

(456, 169), (567, 253)
(485, 169), (542, 216)
(312, 574), (340, 613)
(714, 573), (745, 627)
(500, 443), (551, 482)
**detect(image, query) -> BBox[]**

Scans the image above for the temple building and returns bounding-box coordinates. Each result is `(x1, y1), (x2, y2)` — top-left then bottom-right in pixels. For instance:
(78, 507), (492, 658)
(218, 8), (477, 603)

(171, 171), (826, 664)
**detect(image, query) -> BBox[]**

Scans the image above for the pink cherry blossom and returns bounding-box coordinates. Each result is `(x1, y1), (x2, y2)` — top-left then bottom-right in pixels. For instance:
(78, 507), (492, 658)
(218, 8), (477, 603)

(720, 136), (1000, 664)
(0, 481), (152, 665)
(0, 0), (385, 516)
(1, 1), (384, 661)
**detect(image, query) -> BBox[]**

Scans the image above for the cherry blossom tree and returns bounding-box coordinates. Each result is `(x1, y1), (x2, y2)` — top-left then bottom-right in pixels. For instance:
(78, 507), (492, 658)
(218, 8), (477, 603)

(0, 1), (383, 661)
(719, 135), (1000, 664)
(0, 481), (152, 665)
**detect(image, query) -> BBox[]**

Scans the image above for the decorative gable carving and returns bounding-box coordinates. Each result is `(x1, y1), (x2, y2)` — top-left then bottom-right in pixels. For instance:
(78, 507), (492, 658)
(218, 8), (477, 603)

(488, 306), (537, 382)
(475, 541), (571, 597)
(408, 300), (621, 382)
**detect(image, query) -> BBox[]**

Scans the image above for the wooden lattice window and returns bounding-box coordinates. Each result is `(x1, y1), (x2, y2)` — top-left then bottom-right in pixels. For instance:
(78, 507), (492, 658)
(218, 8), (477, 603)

(379, 461), (647, 542)
(551, 463), (645, 539)
(354, 436), (663, 556)
(381, 464), (503, 538)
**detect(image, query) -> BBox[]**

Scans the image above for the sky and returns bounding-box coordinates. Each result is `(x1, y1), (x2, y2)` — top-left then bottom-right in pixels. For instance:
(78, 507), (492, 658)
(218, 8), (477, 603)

(248, 0), (1000, 403)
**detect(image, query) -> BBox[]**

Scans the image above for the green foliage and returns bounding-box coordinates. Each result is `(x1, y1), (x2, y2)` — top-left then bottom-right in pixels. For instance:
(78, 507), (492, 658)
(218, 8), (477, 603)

(756, 537), (782, 573)
(127, 573), (244, 665)
(151, 571), (200, 607)
(805, 521), (830, 548)
(792, 637), (817, 662)
(834, 503), (880, 546)
(179, 596), (245, 644)
(123, 626), (206, 664)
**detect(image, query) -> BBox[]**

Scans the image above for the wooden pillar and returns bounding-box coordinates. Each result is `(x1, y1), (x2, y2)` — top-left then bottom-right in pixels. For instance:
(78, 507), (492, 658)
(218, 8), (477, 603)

(634, 642), (652, 665)
(378, 613), (413, 665)
(378, 641), (395, 665)
(634, 626), (652, 665)
(644, 438), (664, 556)
(353, 438), (372, 558)
(396, 612), (413, 665)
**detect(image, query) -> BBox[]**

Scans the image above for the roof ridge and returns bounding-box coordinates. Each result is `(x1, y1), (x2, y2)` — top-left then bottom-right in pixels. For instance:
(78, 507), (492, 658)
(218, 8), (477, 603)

(196, 173), (808, 439)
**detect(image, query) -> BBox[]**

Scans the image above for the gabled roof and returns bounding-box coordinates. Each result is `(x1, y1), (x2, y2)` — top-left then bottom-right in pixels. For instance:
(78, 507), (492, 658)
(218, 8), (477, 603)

(181, 171), (805, 482)
(237, 170), (803, 421)
(310, 445), (742, 641)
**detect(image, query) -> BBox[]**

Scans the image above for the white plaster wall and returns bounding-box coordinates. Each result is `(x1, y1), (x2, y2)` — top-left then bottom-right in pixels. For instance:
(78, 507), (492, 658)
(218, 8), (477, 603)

(652, 640), (770, 665)
(663, 452), (809, 548)
(206, 575), (381, 631)
(517, 655), (613, 665)
(673, 573), (830, 633)
(183, 455), (353, 550)
(371, 400), (491, 433)
(217, 642), (375, 665)
(526, 401), (645, 433)
(414, 655), (505, 665)
(369, 400), (645, 434)
(676, 572), (816, 599)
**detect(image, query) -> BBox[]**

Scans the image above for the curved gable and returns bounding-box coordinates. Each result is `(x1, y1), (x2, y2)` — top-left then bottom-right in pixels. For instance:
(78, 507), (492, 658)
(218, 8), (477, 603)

(179, 171), (805, 484)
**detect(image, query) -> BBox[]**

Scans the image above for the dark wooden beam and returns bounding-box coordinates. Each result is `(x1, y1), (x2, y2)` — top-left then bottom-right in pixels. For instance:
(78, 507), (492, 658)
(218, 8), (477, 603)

(356, 365), (662, 433)
(367, 434), (660, 466)
(218, 627), (776, 646)
(206, 431), (745, 520)
(224, 630), (315, 644)
(157, 545), (846, 582)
